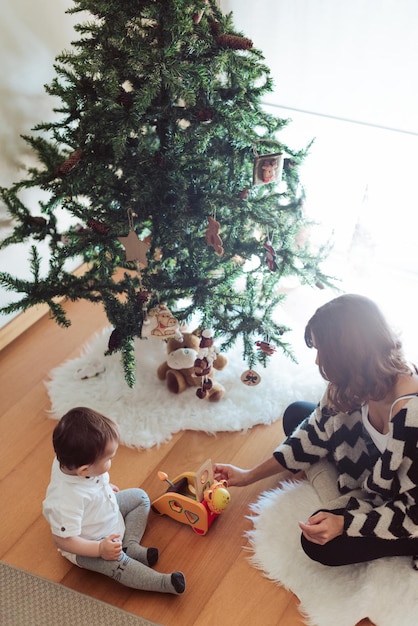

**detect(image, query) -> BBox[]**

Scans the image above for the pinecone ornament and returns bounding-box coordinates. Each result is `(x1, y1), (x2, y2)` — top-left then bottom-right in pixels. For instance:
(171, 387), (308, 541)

(87, 218), (110, 235)
(217, 34), (253, 50)
(210, 21), (253, 50)
(197, 108), (213, 123)
(57, 149), (83, 176)
(117, 88), (133, 109)
(108, 328), (122, 353)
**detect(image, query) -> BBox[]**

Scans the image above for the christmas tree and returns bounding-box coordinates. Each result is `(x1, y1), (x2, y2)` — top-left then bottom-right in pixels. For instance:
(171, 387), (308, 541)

(0, 0), (331, 386)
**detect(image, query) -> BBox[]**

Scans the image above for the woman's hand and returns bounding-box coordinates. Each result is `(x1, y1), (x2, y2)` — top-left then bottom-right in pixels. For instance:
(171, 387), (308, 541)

(213, 464), (251, 487)
(214, 456), (286, 487)
(299, 511), (344, 545)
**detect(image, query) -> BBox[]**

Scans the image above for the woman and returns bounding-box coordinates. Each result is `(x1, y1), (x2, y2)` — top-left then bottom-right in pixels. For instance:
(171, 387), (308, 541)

(214, 294), (418, 567)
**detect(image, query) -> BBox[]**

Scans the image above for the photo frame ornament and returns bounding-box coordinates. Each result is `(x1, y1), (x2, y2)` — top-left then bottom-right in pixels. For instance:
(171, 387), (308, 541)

(252, 146), (284, 186)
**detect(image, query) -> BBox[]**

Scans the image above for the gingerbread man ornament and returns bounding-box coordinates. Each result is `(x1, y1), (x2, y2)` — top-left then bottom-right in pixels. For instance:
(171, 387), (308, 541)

(205, 216), (224, 256)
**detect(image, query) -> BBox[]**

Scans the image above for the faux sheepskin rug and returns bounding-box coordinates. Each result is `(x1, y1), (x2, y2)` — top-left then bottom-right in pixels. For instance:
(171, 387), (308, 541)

(46, 320), (325, 448)
(247, 480), (418, 626)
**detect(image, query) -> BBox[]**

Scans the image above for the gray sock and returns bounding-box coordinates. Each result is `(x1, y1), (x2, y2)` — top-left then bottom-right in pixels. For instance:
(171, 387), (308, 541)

(124, 545), (159, 567)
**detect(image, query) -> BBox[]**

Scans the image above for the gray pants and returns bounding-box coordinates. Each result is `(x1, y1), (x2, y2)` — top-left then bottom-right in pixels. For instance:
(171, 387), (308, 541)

(76, 488), (181, 594)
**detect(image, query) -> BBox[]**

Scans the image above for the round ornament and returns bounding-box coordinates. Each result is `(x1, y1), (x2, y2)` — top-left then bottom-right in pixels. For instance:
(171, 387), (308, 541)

(241, 369), (261, 386)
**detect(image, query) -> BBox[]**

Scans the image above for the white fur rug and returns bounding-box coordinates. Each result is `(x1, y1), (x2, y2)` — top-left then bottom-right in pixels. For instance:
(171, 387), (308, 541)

(45, 294), (327, 448)
(246, 480), (418, 626)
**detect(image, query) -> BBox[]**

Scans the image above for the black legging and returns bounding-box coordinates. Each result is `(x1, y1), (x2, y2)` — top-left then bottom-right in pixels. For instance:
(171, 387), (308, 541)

(282, 401), (316, 437)
(282, 401), (418, 566)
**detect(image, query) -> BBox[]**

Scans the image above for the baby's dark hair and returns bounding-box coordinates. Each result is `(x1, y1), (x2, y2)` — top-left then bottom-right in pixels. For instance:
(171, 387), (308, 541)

(52, 407), (120, 469)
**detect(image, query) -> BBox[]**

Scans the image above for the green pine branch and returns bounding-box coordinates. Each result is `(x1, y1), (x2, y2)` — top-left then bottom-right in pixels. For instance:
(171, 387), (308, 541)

(0, 0), (336, 386)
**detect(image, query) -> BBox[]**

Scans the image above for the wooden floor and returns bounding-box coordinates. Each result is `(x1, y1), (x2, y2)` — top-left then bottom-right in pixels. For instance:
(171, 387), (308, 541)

(0, 298), (374, 626)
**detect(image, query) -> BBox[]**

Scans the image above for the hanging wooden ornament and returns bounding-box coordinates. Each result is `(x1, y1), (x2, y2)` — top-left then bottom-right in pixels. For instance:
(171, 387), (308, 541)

(136, 282), (152, 326)
(118, 229), (150, 264)
(240, 369), (261, 386)
(118, 209), (150, 265)
(252, 144), (284, 186)
(205, 215), (224, 256)
(255, 338), (277, 356)
(141, 303), (182, 340)
(263, 239), (278, 272)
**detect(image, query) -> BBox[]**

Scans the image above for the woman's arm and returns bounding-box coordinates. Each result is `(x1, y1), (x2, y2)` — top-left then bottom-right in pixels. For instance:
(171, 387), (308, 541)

(213, 455), (286, 487)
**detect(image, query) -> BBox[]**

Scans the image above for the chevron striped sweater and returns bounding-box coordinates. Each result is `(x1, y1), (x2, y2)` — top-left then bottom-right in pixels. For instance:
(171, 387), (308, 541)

(274, 389), (418, 540)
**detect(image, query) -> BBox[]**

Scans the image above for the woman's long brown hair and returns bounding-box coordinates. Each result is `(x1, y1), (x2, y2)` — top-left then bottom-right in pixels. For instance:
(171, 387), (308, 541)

(304, 294), (411, 413)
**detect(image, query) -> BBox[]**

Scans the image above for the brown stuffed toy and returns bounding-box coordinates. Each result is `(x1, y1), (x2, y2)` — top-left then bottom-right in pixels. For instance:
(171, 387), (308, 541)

(157, 329), (227, 402)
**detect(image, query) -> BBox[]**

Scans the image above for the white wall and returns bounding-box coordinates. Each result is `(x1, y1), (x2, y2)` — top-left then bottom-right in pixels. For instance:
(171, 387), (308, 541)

(0, 1), (80, 326)
(222, 0), (418, 276)
(222, 0), (418, 134)
(1, 0), (79, 188)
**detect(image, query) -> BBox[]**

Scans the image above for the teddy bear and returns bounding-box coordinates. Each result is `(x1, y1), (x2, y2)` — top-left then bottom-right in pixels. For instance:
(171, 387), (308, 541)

(157, 329), (227, 402)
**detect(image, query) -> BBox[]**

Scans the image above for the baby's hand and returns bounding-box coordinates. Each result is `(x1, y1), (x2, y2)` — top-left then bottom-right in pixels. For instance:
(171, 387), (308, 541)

(99, 534), (122, 560)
